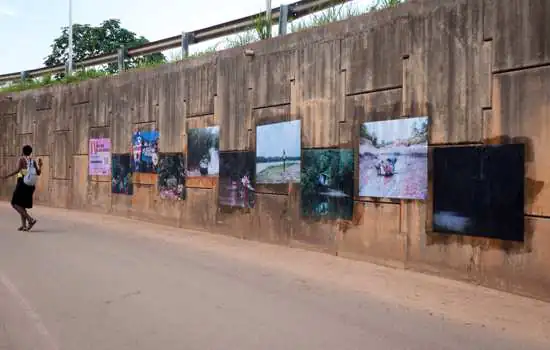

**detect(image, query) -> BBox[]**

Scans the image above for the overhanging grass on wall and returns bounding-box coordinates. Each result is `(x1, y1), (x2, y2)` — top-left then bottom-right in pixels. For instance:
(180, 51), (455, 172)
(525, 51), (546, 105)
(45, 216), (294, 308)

(0, 0), (405, 94)
(0, 69), (110, 93)
(0, 45), (222, 94)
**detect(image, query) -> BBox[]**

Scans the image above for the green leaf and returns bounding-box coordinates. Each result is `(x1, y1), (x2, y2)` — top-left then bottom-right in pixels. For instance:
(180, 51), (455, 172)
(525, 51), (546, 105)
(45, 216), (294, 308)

(43, 18), (166, 75)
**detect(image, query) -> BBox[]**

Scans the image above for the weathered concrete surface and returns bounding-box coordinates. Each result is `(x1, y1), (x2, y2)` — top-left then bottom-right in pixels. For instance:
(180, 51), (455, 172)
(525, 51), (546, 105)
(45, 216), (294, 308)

(2, 0), (550, 302)
(0, 203), (549, 350)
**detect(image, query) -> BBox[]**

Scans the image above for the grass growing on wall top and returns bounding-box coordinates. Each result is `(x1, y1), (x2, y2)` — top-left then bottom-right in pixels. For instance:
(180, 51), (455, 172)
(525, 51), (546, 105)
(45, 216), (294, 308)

(0, 48), (216, 94)
(290, 0), (405, 32)
(170, 45), (219, 62)
(0, 69), (110, 93)
(0, 0), (406, 94)
(289, 2), (368, 32)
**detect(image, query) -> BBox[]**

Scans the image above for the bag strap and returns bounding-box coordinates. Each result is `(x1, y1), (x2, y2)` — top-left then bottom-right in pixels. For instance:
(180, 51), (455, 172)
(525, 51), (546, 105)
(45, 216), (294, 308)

(26, 157), (35, 169)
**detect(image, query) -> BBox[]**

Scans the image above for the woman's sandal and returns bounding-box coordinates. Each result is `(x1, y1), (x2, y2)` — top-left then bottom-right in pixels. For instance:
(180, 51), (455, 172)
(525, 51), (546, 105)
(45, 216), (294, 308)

(25, 219), (37, 231)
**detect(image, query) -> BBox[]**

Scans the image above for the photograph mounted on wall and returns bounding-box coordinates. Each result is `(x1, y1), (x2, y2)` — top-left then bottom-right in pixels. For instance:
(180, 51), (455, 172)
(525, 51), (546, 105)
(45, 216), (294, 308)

(256, 120), (301, 184)
(132, 130), (160, 173)
(157, 153), (186, 200)
(301, 149), (354, 220)
(218, 151), (256, 208)
(432, 144), (525, 242)
(359, 116), (428, 200)
(187, 126), (220, 178)
(89, 138), (111, 176)
(112, 154), (134, 195)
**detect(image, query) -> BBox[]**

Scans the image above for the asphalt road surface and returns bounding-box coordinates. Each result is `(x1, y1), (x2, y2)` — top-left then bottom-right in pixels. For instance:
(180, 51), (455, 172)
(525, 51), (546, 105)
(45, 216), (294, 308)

(0, 203), (549, 350)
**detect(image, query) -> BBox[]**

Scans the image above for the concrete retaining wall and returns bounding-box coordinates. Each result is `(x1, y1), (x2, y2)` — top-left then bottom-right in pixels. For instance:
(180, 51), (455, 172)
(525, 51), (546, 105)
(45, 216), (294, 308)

(2, 0), (550, 301)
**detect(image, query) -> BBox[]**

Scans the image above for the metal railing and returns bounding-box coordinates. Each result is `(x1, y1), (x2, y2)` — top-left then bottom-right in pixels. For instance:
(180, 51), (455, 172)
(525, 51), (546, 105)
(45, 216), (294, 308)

(0, 0), (350, 83)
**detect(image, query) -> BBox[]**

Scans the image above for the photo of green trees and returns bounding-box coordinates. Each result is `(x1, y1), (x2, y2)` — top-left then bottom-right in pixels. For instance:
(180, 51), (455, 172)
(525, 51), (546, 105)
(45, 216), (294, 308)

(301, 149), (354, 220)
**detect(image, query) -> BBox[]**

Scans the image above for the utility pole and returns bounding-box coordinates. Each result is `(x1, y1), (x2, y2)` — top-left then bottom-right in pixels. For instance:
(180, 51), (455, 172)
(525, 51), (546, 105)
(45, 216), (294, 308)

(266, 0), (272, 38)
(278, 4), (289, 35)
(68, 0), (74, 75)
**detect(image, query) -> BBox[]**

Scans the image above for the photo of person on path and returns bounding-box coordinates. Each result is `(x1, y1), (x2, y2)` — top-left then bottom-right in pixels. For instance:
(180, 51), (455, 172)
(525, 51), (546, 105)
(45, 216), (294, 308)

(255, 120), (301, 184)
(1, 145), (42, 231)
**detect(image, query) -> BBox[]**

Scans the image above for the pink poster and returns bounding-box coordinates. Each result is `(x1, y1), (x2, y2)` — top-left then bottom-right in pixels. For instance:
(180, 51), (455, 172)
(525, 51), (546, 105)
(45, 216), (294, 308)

(89, 138), (112, 176)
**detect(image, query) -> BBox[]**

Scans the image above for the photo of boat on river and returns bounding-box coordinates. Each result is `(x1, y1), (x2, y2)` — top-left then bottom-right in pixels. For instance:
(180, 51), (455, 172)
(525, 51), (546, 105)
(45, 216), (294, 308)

(358, 117), (428, 200)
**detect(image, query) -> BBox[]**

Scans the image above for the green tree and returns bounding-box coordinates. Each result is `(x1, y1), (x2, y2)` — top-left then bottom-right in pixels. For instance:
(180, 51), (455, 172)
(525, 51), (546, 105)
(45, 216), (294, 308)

(411, 119), (429, 142)
(44, 19), (165, 75)
(336, 150), (354, 195)
(360, 124), (378, 147)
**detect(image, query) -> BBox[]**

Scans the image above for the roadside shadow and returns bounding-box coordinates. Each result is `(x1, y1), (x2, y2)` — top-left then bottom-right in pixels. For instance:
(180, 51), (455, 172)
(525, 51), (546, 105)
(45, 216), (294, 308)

(26, 229), (61, 234)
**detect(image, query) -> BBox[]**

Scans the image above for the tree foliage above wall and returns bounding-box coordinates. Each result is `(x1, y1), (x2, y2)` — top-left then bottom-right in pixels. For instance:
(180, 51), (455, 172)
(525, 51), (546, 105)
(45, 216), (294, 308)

(44, 19), (166, 74)
(360, 124), (378, 147)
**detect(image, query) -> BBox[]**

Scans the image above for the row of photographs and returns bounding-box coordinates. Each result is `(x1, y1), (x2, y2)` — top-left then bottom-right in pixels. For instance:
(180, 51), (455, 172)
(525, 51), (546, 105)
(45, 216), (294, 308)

(93, 116), (429, 201)
(92, 117), (428, 215)
(109, 149), (354, 218)
(89, 116), (525, 242)
(183, 117), (429, 200)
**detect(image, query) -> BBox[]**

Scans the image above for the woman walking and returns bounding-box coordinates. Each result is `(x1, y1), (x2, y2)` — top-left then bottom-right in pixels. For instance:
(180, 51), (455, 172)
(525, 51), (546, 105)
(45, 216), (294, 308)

(2, 145), (42, 231)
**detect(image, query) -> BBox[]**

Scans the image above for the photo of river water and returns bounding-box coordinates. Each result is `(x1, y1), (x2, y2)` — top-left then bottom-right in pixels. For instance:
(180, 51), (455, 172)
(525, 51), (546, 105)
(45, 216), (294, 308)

(358, 117), (428, 200)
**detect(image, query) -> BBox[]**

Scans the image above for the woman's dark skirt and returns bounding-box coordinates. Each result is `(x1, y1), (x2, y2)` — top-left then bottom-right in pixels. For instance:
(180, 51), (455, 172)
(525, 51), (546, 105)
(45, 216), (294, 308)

(11, 178), (35, 209)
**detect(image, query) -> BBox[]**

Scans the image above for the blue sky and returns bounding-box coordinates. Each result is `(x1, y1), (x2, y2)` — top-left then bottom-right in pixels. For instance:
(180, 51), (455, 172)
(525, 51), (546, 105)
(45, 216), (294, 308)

(256, 120), (301, 158)
(0, 0), (375, 74)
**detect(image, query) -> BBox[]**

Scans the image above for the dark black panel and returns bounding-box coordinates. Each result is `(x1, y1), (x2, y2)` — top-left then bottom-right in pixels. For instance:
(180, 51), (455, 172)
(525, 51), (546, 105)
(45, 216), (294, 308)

(112, 154), (134, 195)
(432, 144), (524, 241)
(157, 153), (186, 200)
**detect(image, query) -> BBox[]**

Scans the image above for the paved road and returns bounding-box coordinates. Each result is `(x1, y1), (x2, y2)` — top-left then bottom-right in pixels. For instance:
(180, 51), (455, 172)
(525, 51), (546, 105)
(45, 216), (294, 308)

(0, 203), (549, 350)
